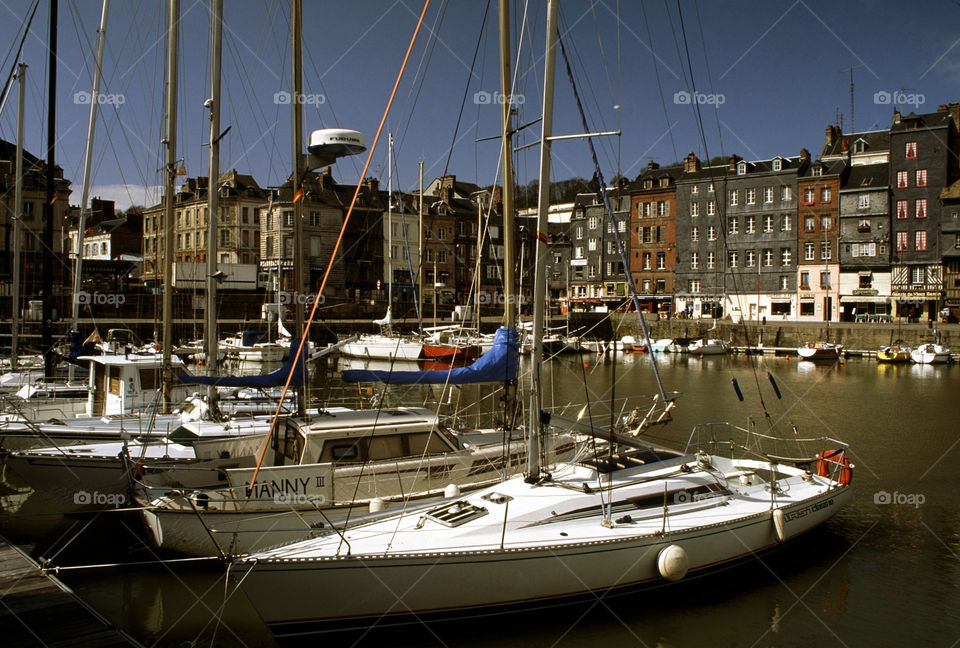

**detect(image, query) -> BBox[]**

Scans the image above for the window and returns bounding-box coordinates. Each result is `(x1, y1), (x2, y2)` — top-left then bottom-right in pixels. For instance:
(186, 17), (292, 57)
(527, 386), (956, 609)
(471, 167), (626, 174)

(763, 187), (773, 203)
(746, 215), (756, 234)
(691, 185), (699, 195)
(820, 271), (831, 289)
(691, 202), (700, 217)
(909, 266), (924, 284)
(916, 169), (927, 187)
(691, 226), (699, 242)
(812, 166), (823, 177)
(820, 241), (832, 260)
(656, 252), (666, 269)
(607, 220), (614, 233)
(804, 216), (816, 231)
(707, 200), (716, 216)
(574, 246), (584, 259)
(607, 241), (616, 254)
(220, 229), (231, 245)
(859, 273), (873, 289)
(729, 217), (739, 234)
(781, 248), (792, 266)
(854, 140), (866, 153)
(728, 251), (739, 267)
(820, 216), (832, 230)
(916, 199), (927, 219)
(897, 200), (908, 219)
(804, 188), (815, 204)
(820, 188), (831, 202)
(763, 249), (773, 267)
(764, 215), (774, 233)
(575, 226), (583, 239)
(729, 190), (739, 206)
(284, 211), (293, 226)
(690, 252), (699, 269)
(588, 265), (596, 278)
(916, 230), (927, 251)
(800, 301), (815, 316)
(642, 279), (652, 292)
(656, 279), (666, 293)
(588, 216), (598, 229)
(643, 253), (651, 270)
(438, 250), (447, 263)
(746, 188), (756, 205)
(852, 242), (876, 257)
(707, 183), (715, 192)
(781, 214), (791, 231)
(746, 250), (756, 267)
(779, 275), (789, 290)
(897, 170), (909, 188)
(804, 242), (815, 260)
(737, 161), (747, 175)
(618, 219), (627, 232)
(438, 227), (446, 240)
(707, 251), (715, 269)
(858, 218), (871, 232)
(773, 159), (783, 171)
(658, 202), (667, 216)
(905, 141), (917, 158)
(708, 226), (717, 241)
(588, 237), (597, 251)
(800, 271), (810, 289)
(781, 186), (792, 201)
(858, 194), (870, 209)
(896, 231), (908, 251)
(689, 279), (700, 292)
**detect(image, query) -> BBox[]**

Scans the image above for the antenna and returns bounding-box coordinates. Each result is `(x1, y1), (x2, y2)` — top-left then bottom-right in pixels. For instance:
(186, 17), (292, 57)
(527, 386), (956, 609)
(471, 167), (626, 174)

(841, 65), (865, 134)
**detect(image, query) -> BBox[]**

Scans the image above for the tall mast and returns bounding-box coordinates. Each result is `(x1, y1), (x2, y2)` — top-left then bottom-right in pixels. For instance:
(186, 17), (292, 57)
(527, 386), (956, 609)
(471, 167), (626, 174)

(498, 0), (516, 328)
(418, 159), (423, 327)
(161, 0), (179, 412)
(526, 0), (559, 480)
(387, 132), (393, 316)
(204, 0), (222, 406)
(11, 63), (26, 371)
(41, 0), (58, 379)
(69, 0), (109, 384)
(290, 0), (306, 416)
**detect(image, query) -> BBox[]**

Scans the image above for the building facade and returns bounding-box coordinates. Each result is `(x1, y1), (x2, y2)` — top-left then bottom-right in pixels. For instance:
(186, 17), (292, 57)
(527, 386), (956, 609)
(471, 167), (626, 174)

(630, 161), (679, 314)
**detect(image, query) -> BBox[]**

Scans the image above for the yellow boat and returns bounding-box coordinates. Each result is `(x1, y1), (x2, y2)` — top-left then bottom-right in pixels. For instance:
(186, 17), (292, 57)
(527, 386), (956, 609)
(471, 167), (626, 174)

(876, 346), (911, 363)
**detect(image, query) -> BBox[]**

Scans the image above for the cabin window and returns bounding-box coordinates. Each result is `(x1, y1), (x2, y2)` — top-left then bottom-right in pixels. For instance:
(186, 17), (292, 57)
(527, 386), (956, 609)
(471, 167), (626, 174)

(329, 443), (361, 462)
(109, 368), (123, 395)
(139, 368), (158, 390)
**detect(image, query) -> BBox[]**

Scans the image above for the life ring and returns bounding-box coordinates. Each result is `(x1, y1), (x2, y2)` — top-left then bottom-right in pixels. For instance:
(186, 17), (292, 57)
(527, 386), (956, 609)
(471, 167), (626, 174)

(816, 449), (853, 485)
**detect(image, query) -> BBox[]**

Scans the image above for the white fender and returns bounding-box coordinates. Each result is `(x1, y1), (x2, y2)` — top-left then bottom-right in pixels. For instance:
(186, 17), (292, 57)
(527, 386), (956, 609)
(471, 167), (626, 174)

(773, 508), (786, 542)
(657, 544), (689, 581)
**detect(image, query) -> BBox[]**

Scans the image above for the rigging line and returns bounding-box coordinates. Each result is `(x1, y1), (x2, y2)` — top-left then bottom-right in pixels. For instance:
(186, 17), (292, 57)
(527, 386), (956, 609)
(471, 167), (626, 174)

(395, 0), (447, 157)
(640, 0), (678, 163)
(444, 0), (490, 176)
(0, 0), (39, 122)
(675, 2), (771, 414)
(557, 29), (669, 406)
(248, 0), (432, 492)
(693, 0), (724, 164)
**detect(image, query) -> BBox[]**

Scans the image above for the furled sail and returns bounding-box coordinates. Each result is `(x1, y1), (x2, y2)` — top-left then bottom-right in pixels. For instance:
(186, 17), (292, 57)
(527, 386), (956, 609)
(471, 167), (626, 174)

(342, 326), (518, 385)
(178, 339), (308, 388)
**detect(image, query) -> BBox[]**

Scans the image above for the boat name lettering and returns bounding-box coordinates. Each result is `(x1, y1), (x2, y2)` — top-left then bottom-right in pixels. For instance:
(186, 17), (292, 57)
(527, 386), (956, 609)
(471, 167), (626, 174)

(247, 477), (317, 499)
(783, 498), (834, 522)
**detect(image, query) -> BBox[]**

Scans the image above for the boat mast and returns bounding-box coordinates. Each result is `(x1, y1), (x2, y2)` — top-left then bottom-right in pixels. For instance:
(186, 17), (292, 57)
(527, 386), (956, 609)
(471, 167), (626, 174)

(498, 0), (518, 429)
(204, 0), (222, 408)
(526, 0), (559, 480)
(41, 0), (57, 379)
(387, 132), (393, 321)
(290, 0), (306, 416)
(161, 0), (179, 413)
(11, 63), (25, 371)
(418, 159), (423, 327)
(69, 0), (109, 384)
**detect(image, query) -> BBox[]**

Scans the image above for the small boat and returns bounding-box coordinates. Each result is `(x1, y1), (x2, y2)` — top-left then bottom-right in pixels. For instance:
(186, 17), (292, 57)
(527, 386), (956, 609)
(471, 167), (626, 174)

(220, 330), (285, 363)
(649, 339), (674, 353)
(687, 339), (728, 355)
(876, 346), (911, 363)
(340, 309), (424, 361)
(797, 342), (843, 360)
(910, 343), (951, 364)
(620, 335), (648, 353)
(422, 332), (482, 361)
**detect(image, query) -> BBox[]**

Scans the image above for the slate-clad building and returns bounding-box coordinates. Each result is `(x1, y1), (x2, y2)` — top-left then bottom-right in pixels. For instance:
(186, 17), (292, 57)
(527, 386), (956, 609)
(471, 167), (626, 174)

(796, 156), (844, 321)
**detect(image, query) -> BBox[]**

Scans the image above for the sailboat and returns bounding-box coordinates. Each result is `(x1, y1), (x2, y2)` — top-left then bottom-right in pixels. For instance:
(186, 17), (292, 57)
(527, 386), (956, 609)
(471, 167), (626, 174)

(233, 2), (853, 634)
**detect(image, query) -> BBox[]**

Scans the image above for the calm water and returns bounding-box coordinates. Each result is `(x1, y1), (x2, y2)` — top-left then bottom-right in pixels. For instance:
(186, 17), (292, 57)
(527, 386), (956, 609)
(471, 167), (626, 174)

(4, 352), (959, 647)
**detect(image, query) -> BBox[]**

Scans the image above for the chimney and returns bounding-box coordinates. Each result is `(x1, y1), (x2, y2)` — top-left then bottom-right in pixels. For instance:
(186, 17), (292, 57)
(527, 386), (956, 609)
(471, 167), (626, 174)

(683, 152), (700, 173)
(364, 176), (379, 194)
(892, 109), (901, 124)
(799, 147), (811, 163)
(728, 154), (742, 171)
(841, 138), (850, 151)
(948, 102), (960, 130)
(825, 125), (838, 146)
(646, 159), (660, 171)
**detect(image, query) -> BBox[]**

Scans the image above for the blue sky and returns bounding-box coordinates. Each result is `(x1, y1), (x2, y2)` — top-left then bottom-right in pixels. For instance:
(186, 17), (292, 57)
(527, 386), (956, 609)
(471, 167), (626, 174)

(0, 0), (958, 211)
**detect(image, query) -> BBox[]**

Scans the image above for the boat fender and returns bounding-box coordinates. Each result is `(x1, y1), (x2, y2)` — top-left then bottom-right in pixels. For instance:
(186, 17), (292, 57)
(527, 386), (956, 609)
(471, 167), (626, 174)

(369, 497), (385, 513)
(657, 544), (689, 581)
(816, 449), (853, 485)
(731, 378), (744, 402)
(444, 484), (460, 499)
(773, 508), (786, 542)
(767, 372), (782, 399)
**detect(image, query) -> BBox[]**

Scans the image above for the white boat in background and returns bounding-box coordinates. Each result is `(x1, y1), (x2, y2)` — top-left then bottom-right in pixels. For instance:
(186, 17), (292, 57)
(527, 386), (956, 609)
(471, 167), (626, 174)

(797, 342), (843, 360)
(649, 338), (674, 353)
(910, 343), (951, 364)
(220, 331), (285, 363)
(687, 338), (728, 355)
(340, 308), (423, 360)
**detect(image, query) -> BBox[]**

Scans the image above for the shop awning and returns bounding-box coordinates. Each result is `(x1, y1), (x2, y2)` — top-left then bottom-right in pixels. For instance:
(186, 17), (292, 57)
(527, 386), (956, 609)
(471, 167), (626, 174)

(840, 295), (890, 303)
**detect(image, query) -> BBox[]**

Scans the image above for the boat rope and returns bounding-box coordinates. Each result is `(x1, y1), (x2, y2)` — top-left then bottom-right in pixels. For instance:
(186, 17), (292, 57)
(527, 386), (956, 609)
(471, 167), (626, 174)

(247, 0), (432, 493)
(443, 0), (490, 175)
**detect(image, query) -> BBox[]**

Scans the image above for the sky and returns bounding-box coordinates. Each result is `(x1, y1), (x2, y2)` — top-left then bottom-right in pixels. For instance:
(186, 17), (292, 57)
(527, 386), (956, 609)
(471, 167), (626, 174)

(0, 0), (958, 211)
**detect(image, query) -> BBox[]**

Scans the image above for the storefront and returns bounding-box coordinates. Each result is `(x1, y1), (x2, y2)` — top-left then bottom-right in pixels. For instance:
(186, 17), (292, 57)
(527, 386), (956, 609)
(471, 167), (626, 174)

(839, 295), (891, 322)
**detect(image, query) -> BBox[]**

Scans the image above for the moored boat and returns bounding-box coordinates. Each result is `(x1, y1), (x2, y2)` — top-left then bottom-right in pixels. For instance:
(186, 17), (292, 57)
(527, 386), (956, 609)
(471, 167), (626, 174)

(910, 343), (951, 364)
(876, 345), (911, 363)
(797, 342), (843, 360)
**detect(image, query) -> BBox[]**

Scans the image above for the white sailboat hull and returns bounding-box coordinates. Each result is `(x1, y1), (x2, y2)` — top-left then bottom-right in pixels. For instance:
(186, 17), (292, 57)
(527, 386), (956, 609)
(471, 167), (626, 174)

(339, 335), (423, 360)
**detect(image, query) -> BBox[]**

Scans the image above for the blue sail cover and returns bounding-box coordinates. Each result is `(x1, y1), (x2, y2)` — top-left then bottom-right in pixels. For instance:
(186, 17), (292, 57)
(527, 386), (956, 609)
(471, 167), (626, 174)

(178, 340), (309, 388)
(342, 326), (519, 385)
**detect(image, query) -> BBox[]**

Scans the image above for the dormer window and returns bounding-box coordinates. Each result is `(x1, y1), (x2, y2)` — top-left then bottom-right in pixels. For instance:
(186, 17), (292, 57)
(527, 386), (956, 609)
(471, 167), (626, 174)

(811, 166), (823, 177)
(854, 140), (866, 154)
(772, 159), (782, 171)
(737, 161), (747, 175)
(660, 178), (669, 188)
(644, 180), (653, 189)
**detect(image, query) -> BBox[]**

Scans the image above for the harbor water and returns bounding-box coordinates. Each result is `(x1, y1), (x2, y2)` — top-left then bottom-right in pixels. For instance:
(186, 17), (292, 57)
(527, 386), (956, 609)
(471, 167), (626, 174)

(2, 352), (957, 646)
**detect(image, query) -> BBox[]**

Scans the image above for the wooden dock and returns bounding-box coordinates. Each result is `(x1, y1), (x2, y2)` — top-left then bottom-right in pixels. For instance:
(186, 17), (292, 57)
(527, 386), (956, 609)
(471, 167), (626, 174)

(0, 538), (140, 648)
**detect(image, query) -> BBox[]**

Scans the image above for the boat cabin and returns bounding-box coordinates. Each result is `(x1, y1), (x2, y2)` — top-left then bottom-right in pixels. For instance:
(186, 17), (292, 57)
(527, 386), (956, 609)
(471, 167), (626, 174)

(81, 354), (191, 417)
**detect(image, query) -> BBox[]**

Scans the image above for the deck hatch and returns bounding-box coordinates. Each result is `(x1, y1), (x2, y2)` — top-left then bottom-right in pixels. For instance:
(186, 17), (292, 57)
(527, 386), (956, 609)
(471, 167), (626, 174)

(424, 500), (488, 527)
